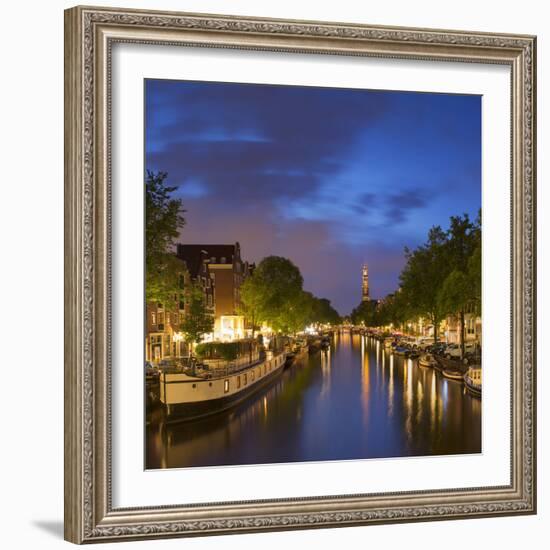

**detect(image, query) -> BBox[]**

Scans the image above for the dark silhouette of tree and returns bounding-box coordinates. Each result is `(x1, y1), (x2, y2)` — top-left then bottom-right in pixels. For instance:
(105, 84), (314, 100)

(145, 170), (186, 305)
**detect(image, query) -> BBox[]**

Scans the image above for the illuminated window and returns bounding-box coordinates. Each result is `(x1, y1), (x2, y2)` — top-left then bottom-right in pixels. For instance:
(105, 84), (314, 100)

(151, 312), (156, 324)
(224, 379), (229, 393)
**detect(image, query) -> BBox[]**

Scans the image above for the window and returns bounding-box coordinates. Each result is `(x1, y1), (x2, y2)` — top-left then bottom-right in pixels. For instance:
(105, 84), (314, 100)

(220, 256), (226, 263)
(151, 312), (156, 324)
(237, 376), (241, 389)
(251, 371), (255, 381)
(208, 294), (212, 307)
(244, 374), (248, 385)
(224, 379), (229, 393)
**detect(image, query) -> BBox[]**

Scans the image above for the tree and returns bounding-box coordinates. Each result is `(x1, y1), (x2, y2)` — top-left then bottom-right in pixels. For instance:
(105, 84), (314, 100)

(437, 269), (471, 343)
(399, 226), (450, 342)
(311, 298), (341, 326)
(240, 256), (304, 332)
(179, 282), (214, 359)
(283, 291), (315, 335)
(145, 170), (186, 304)
(468, 243), (482, 315)
(146, 255), (187, 308)
(350, 300), (377, 326)
(440, 214), (481, 356)
(239, 276), (265, 338)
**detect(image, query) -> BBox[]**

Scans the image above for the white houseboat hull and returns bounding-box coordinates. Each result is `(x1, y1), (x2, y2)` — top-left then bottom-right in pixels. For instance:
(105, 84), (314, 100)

(160, 352), (286, 422)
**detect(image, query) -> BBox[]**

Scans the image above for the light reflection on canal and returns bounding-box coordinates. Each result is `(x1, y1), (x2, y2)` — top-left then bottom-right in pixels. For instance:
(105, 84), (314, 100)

(146, 332), (481, 469)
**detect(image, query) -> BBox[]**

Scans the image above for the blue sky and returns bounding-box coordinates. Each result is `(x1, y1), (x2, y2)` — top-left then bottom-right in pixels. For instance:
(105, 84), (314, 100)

(146, 79), (481, 314)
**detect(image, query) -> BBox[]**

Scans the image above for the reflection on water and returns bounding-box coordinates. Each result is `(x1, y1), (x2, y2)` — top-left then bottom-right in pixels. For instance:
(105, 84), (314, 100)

(146, 333), (481, 469)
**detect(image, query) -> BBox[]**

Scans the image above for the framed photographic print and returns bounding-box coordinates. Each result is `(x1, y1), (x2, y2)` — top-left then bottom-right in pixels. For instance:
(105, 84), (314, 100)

(64, 5), (537, 544)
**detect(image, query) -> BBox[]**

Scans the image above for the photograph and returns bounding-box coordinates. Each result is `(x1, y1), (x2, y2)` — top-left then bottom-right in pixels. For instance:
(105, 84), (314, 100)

(144, 79), (483, 470)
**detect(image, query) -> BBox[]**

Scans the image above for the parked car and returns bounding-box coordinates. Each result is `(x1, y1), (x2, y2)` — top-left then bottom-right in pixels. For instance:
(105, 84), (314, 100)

(427, 342), (447, 355)
(416, 337), (435, 350)
(145, 361), (159, 381)
(444, 342), (478, 359)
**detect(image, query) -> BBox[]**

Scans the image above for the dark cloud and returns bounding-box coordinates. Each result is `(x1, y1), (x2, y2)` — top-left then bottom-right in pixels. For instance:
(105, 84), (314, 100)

(146, 80), (390, 203)
(383, 188), (431, 224)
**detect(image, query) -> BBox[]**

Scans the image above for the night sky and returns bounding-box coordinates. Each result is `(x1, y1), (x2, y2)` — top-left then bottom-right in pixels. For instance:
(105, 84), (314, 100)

(145, 79), (481, 315)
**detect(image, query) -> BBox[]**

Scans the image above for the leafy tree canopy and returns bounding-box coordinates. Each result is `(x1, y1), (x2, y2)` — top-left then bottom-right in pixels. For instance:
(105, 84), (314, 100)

(179, 282), (214, 345)
(145, 170), (186, 305)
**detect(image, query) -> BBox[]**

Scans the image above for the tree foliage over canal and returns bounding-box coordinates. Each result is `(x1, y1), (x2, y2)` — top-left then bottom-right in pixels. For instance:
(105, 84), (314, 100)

(351, 212), (481, 349)
(240, 256), (341, 335)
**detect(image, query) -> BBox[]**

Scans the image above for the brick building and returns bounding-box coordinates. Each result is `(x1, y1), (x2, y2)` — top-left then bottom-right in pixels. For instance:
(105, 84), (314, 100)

(176, 242), (253, 341)
(145, 253), (216, 362)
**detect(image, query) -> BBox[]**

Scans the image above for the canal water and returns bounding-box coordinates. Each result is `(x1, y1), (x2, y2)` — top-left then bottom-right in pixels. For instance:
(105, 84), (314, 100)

(146, 332), (481, 469)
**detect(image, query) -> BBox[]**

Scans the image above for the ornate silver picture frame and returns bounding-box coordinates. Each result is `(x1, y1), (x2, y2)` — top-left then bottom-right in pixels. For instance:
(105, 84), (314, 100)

(64, 5), (536, 544)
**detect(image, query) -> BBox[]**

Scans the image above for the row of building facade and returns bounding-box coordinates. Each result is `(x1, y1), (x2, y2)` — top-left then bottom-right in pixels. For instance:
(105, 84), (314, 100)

(146, 242), (254, 363)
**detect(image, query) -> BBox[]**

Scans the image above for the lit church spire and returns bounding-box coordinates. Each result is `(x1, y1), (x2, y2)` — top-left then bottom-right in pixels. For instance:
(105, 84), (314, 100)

(362, 264), (370, 302)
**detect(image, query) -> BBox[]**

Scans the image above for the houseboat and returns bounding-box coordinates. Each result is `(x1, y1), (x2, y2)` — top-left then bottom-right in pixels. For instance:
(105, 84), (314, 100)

(159, 345), (286, 422)
(418, 353), (438, 368)
(464, 365), (482, 397)
(442, 367), (465, 381)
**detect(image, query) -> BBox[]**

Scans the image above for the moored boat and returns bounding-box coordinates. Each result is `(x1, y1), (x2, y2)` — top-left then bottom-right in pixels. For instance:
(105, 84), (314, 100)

(442, 367), (465, 381)
(320, 336), (331, 350)
(383, 338), (394, 349)
(418, 353), (437, 368)
(284, 352), (296, 368)
(160, 351), (286, 422)
(434, 355), (466, 376)
(464, 365), (482, 397)
(308, 337), (322, 354)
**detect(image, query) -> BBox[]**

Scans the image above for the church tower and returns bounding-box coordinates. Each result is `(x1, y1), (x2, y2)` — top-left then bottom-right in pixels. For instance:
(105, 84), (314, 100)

(362, 264), (370, 301)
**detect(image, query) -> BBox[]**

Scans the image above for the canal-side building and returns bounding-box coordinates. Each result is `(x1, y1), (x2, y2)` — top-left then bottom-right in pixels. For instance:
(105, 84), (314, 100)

(145, 251), (218, 362)
(177, 242), (252, 341)
(443, 309), (482, 346)
(145, 257), (190, 362)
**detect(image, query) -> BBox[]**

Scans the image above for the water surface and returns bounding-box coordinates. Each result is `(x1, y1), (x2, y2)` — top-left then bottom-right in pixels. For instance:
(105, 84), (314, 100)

(146, 332), (481, 469)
